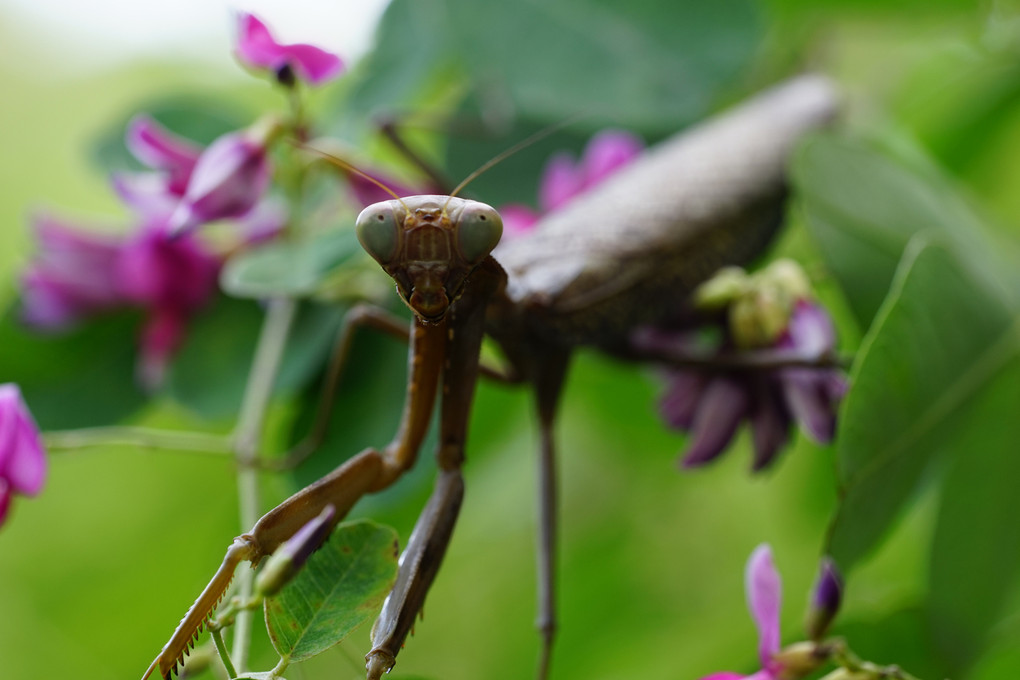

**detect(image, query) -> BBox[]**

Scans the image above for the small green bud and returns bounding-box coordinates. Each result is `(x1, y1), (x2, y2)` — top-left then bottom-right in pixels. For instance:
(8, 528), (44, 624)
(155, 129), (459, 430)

(248, 113), (285, 147)
(256, 505), (337, 597)
(773, 641), (825, 679)
(729, 287), (791, 348)
(758, 259), (812, 300)
(694, 266), (749, 310)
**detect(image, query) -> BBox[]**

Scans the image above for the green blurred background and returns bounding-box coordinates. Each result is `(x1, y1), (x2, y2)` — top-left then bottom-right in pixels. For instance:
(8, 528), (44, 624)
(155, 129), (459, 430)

(2, 1), (1020, 679)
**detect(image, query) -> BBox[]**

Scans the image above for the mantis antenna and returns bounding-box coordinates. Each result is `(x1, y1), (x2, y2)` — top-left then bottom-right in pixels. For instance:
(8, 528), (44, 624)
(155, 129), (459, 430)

(443, 114), (590, 211)
(299, 143), (412, 213)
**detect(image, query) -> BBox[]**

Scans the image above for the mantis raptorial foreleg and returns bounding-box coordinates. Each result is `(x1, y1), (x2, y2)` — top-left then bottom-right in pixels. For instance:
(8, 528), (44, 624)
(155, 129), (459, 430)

(367, 261), (497, 676)
(143, 313), (444, 680)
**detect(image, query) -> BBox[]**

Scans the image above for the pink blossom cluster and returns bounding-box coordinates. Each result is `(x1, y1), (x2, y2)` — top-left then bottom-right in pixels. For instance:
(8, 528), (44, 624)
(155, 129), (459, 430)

(500, 129), (644, 236)
(0, 385), (46, 529)
(19, 13), (346, 388)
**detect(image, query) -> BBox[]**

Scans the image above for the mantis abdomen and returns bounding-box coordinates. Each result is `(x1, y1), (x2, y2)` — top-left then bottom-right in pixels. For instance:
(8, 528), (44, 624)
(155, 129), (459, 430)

(492, 75), (839, 347)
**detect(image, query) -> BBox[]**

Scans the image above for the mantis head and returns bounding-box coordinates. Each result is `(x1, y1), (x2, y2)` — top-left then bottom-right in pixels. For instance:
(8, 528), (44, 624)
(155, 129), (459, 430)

(356, 195), (503, 322)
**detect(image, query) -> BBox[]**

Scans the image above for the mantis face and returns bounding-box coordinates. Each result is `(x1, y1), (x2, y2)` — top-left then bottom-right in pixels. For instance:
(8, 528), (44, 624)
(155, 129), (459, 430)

(356, 195), (503, 322)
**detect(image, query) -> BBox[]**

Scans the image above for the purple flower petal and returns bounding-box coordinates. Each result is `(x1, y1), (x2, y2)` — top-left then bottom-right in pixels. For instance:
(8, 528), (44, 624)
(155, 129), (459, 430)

(0, 384), (47, 496)
(0, 479), (10, 527)
(20, 215), (126, 328)
(749, 382), (791, 472)
(680, 377), (749, 468)
(780, 371), (838, 443)
(499, 204), (541, 238)
(169, 131), (271, 234)
(578, 129), (643, 190)
(806, 556), (843, 640)
(113, 225), (221, 388)
(136, 308), (188, 390)
(823, 372), (850, 403)
(538, 152), (583, 213)
(125, 115), (201, 195)
(116, 224), (221, 312)
(782, 300), (836, 357)
(746, 544), (782, 666)
(236, 197), (289, 246)
(659, 371), (708, 431)
(111, 172), (181, 218)
(235, 13), (344, 86)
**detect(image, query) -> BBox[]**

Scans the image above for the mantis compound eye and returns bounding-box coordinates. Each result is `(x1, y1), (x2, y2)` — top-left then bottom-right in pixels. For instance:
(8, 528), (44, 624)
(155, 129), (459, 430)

(356, 203), (400, 265)
(456, 203), (503, 264)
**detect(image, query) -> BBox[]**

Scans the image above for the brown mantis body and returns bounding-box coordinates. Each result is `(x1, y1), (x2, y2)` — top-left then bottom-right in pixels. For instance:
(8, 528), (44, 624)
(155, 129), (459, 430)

(143, 74), (838, 680)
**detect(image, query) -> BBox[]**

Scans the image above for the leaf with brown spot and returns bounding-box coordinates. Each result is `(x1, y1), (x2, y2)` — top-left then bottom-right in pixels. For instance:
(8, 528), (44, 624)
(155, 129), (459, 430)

(264, 520), (399, 662)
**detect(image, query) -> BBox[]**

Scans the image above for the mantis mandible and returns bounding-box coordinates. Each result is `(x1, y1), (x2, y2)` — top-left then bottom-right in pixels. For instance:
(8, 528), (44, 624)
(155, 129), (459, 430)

(142, 74), (838, 680)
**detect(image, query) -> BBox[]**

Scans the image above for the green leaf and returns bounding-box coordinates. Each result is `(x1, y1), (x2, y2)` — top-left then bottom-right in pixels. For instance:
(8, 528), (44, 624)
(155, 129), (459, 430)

(442, 0), (761, 133)
(265, 520), (399, 663)
(338, 0), (459, 128)
(835, 605), (945, 680)
(0, 309), (147, 429)
(927, 351), (1020, 675)
(220, 229), (362, 299)
(827, 239), (1019, 569)
(793, 133), (1016, 327)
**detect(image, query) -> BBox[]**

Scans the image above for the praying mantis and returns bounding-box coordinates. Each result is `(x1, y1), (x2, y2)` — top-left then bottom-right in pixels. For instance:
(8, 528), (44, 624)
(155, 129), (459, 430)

(142, 74), (838, 680)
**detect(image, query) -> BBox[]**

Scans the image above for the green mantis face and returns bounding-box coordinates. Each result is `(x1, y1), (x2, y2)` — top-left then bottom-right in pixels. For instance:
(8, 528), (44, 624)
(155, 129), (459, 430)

(356, 195), (503, 321)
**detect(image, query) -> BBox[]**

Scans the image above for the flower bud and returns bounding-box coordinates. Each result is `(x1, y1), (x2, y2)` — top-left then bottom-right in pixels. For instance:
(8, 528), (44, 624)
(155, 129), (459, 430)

(772, 641), (825, 678)
(729, 286), (792, 348)
(694, 266), (749, 310)
(169, 118), (281, 235)
(0, 384), (47, 528)
(805, 557), (843, 641)
(256, 505), (336, 597)
(758, 258), (812, 301)
(235, 12), (345, 86)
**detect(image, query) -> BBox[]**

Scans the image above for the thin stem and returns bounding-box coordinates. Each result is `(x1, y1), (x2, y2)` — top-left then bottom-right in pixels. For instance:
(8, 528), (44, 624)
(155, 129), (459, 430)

(268, 655), (291, 680)
(230, 296), (299, 671)
(211, 628), (238, 679)
(378, 117), (453, 192)
(631, 347), (852, 372)
(825, 639), (925, 680)
(43, 426), (231, 456)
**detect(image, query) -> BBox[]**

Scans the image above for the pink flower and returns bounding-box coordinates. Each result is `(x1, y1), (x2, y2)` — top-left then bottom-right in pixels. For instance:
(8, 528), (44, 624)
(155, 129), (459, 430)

(125, 114), (202, 194)
(700, 545), (783, 680)
(235, 12), (344, 86)
(700, 547), (844, 680)
(20, 215), (125, 328)
(20, 215), (224, 389)
(116, 223), (222, 387)
(114, 116), (286, 238)
(0, 384), (47, 528)
(113, 115), (203, 218)
(634, 299), (847, 471)
(500, 130), (644, 235)
(168, 130), (272, 235)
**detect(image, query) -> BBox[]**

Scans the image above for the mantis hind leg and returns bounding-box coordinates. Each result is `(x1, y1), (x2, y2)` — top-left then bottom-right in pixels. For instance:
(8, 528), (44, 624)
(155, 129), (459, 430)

(531, 347), (571, 680)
